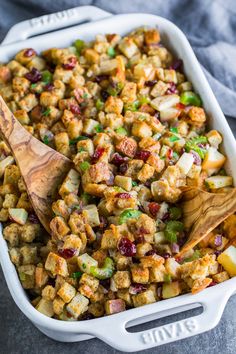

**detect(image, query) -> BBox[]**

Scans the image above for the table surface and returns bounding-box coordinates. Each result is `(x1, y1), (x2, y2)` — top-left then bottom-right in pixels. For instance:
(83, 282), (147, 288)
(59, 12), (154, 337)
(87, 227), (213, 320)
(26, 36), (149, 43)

(1, 114), (236, 354)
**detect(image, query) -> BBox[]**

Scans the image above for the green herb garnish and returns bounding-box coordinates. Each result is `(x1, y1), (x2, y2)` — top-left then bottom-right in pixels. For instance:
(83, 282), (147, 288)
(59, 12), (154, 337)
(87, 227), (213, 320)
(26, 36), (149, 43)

(69, 136), (89, 145)
(183, 250), (201, 263)
(185, 136), (208, 159)
(74, 39), (85, 54)
(95, 99), (104, 111)
(119, 209), (142, 224)
(95, 124), (103, 133)
(42, 108), (51, 116)
(170, 127), (178, 134)
(71, 271), (83, 279)
(164, 220), (184, 243)
(169, 135), (180, 142)
(132, 181), (138, 187)
(30, 83), (37, 89)
(124, 101), (140, 112)
(41, 70), (53, 84)
(43, 136), (49, 145)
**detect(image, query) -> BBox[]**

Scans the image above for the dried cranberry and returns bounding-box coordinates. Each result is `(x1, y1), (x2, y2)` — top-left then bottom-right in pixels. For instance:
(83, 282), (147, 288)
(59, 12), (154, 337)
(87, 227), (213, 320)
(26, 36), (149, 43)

(58, 248), (76, 259)
(190, 150), (201, 165)
(145, 250), (156, 256)
(176, 102), (186, 110)
(118, 237), (136, 257)
(148, 202), (160, 217)
(44, 83), (54, 91)
(91, 147), (105, 164)
(145, 80), (157, 87)
(24, 48), (36, 57)
(144, 180), (152, 188)
(100, 278), (110, 289)
(94, 75), (109, 83)
(135, 150), (151, 162)
(137, 226), (149, 235)
(80, 312), (95, 320)
(116, 192), (131, 199)
(161, 212), (170, 221)
(111, 153), (127, 166)
(208, 281), (217, 288)
(28, 213), (39, 224)
(167, 148), (173, 160)
(25, 68), (42, 83)
(166, 82), (178, 94)
(119, 162), (128, 174)
(169, 59), (183, 71)
(101, 90), (109, 101)
(70, 104), (81, 115)
(162, 253), (171, 259)
(63, 56), (77, 70)
(129, 283), (147, 294)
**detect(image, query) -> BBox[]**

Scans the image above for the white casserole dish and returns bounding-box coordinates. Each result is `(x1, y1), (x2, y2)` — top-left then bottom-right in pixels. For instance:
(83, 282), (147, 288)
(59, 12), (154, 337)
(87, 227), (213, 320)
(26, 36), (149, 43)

(0, 5), (236, 352)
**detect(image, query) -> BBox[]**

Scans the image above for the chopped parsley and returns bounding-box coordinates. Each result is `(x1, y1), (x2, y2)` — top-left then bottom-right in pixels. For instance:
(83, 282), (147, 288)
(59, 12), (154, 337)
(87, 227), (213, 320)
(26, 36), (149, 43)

(169, 135), (180, 142)
(107, 47), (116, 58)
(43, 136), (49, 145)
(170, 127), (178, 134)
(132, 181), (138, 187)
(78, 147), (86, 153)
(71, 271), (83, 279)
(42, 108), (51, 116)
(95, 124), (103, 133)
(69, 136), (89, 145)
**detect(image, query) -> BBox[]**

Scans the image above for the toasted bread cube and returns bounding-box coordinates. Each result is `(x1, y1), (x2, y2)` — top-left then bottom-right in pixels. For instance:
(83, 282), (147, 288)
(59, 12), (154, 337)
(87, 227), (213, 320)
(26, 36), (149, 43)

(18, 93), (38, 112)
(42, 285), (56, 301)
(105, 299), (126, 315)
(77, 253), (98, 274)
(63, 235), (82, 255)
(21, 223), (40, 243)
(101, 228), (120, 249)
(59, 169), (80, 197)
(131, 265), (149, 284)
(162, 281), (181, 299)
(151, 80), (169, 98)
(191, 278), (212, 294)
(3, 165), (20, 186)
(82, 204), (100, 227)
(144, 29), (160, 45)
(18, 264), (35, 289)
(132, 121), (152, 138)
(188, 107), (206, 124)
(9, 247), (22, 266)
(20, 245), (38, 265)
(49, 216), (70, 240)
(117, 289), (132, 306)
(3, 223), (21, 246)
(52, 199), (70, 220)
(121, 82), (137, 103)
(119, 38), (139, 58)
(113, 271), (131, 289)
(35, 267), (49, 288)
(57, 282), (76, 303)
(2, 193), (18, 208)
(213, 271), (230, 283)
(53, 296), (65, 315)
(137, 163), (155, 183)
(36, 298), (54, 317)
(79, 273), (99, 292)
(132, 289), (156, 307)
(105, 96), (124, 115)
(54, 132), (70, 157)
(114, 175), (132, 192)
(84, 48), (99, 64)
(66, 293), (89, 318)
(205, 176), (233, 189)
(134, 63), (155, 80)
(45, 252), (68, 277)
(116, 137), (137, 158)
(83, 118), (99, 135)
(149, 264), (166, 282)
(164, 69), (178, 83)
(136, 243), (153, 258)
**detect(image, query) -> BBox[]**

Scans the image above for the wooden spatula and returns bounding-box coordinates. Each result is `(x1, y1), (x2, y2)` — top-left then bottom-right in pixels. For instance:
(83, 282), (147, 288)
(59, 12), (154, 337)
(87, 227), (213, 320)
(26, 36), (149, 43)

(176, 186), (236, 257)
(0, 96), (72, 233)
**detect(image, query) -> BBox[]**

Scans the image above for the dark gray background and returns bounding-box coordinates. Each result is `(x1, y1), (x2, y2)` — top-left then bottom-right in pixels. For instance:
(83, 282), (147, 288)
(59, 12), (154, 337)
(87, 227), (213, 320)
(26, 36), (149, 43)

(1, 0), (236, 353)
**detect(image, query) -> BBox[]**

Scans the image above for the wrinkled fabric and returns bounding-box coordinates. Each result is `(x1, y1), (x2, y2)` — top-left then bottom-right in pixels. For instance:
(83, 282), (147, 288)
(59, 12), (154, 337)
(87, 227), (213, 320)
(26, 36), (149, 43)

(0, 0), (235, 117)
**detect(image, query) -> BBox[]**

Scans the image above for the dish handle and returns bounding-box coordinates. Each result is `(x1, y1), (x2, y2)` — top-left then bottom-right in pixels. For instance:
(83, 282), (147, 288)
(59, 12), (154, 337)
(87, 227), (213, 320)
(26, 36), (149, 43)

(89, 279), (236, 352)
(1, 6), (111, 45)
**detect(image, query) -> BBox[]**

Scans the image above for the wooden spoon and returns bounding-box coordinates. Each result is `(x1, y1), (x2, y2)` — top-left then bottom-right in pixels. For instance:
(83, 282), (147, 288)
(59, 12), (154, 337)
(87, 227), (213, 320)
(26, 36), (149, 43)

(176, 186), (236, 257)
(0, 96), (72, 233)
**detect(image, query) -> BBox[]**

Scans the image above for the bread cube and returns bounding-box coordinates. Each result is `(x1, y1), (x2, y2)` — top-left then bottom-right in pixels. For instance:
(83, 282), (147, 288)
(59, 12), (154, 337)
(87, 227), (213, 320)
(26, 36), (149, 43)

(132, 121), (152, 138)
(150, 80), (168, 98)
(9, 247), (22, 266)
(213, 271), (230, 283)
(79, 273), (99, 292)
(113, 271), (131, 289)
(137, 163), (155, 183)
(101, 228), (120, 249)
(63, 235), (82, 255)
(131, 265), (149, 284)
(2, 193), (18, 208)
(66, 293), (89, 318)
(50, 216), (70, 240)
(20, 245), (38, 265)
(206, 130), (222, 148)
(36, 298), (54, 317)
(53, 296), (65, 315)
(165, 258), (180, 279)
(116, 137), (137, 158)
(82, 204), (100, 227)
(132, 289), (156, 307)
(18, 93), (38, 112)
(3, 223), (21, 246)
(3, 165), (21, 186)
(42, 285), (56, 301)
(57, 282), (76, 303)
(188, 107), (206, 124)
(45, 252), (69, 277)
(149, 264), (166, 282)
(21, 223), (40, 243)
(136, 243), (153, 258)
(119, 38), (139, 58)
(35, 266), (49, 288)
(105, 96), (123, 115)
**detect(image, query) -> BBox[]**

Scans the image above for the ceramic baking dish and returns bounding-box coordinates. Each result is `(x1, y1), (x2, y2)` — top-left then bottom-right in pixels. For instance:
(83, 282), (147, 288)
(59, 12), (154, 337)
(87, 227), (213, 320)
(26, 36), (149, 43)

(0, 5), (236, 352)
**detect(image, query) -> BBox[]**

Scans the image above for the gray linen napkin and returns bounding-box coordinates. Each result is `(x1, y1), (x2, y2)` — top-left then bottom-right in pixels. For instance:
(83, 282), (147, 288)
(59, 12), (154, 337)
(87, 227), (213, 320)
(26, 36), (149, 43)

(0, 0), (235, 117)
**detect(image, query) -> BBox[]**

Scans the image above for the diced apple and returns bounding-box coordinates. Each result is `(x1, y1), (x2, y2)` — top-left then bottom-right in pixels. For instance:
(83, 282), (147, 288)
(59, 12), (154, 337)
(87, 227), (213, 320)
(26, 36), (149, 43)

(162, 281), (181, 299)
(77, 253), (98, 274)
(82, 204), (100, 227)
(202, 147), (226, 174)
(160, 108), (180, 121)
(154, 231), (166, 245)
(0, 156), (14, 177)
(205, 175), (233, 189)
(36, 298), (54, 317)
(176, 152), (194, 174)
(9, 208), (28, 225)
(218, 246), (236, 276)
(151, 94), (180, 111)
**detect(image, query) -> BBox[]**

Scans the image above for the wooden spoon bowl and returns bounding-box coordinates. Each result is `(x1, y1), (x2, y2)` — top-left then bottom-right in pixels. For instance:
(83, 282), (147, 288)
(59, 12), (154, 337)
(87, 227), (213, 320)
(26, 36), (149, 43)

(0, 96), (72, 233)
